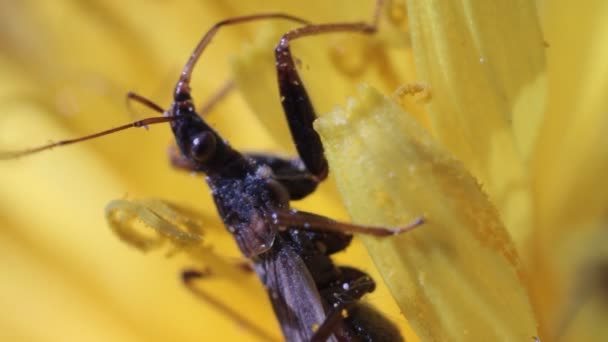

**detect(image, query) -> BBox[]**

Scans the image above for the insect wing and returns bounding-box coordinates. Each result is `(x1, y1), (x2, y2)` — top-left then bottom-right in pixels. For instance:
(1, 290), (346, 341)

(256, 238), (336, 342)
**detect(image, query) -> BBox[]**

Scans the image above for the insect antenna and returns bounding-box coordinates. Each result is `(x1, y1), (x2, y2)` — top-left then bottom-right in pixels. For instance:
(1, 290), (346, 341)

(126, 91), (166, 114)
(0, 115), (174, 159)
(174, 13), (310, 96)
(2, 10), (309, 161)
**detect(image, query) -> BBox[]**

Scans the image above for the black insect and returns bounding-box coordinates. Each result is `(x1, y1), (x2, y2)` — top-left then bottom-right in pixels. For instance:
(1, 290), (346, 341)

(1, 1), (423, 341)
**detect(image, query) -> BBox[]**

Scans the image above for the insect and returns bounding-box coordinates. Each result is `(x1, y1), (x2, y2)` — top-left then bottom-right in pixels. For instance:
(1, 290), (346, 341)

(1, 1), (423, 340)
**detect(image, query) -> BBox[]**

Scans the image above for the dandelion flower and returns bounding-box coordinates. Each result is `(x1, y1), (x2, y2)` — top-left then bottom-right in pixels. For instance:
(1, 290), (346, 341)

(2, 1), (604, 342)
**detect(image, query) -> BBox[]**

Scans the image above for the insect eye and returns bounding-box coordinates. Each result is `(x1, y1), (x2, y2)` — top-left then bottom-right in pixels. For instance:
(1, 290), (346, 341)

(191, 132), (217, 162)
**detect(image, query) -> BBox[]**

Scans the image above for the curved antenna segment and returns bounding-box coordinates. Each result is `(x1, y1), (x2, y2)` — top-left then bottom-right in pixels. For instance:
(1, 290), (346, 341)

(175, 13), (310, 96)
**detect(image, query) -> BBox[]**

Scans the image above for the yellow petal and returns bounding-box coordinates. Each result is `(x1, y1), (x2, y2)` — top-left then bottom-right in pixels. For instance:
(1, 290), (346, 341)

(406, 0), (547, 253)
(232, 1), (418, 149)
(0, 232), (142, 342)
(231, 23), (300, 153)
(230, 0), (419, 229)
(0, 2), (286, 340)
(1, 1), (427, 340)
(316, 85), (538, 341)
(531, 0), (608, 335)
(535, 0), (608, 243)
(548, 221), (608, 342)
(230, 14), (423, 341)
(0, 104), (281, 341)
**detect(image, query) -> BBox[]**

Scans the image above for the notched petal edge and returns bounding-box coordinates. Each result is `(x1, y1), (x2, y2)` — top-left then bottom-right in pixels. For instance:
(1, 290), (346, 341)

(315, 84), (539, 341)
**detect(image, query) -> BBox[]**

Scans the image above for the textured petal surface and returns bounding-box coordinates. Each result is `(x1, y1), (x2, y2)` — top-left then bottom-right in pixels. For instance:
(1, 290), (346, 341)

(316, 85), (538, 341)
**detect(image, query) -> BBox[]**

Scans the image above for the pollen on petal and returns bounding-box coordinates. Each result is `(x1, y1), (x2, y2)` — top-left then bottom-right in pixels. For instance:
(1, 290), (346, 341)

(315, 85), (539, 341)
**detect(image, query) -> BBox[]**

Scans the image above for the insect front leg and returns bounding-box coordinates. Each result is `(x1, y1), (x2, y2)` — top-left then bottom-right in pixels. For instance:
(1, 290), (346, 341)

(274, 0), (385, 182)
(247, 153), (320, 200)
(274, 37), (328, 182)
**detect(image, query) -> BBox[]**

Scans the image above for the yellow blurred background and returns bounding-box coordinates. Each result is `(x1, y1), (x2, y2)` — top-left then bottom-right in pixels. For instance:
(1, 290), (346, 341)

(0, 1), (414, 341)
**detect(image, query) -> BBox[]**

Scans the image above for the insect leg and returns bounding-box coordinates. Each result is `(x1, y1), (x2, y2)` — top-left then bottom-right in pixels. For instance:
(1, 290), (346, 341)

(273, 209), (424, 237)
(317, 303), (404, 342)
(182, 269), (277, 342)
(274, 0), (385, 181)
(321, 266), (376, 305)
(310, 301), (357, 342)
(311, 267), (377, 342)
(247, 153), (319, 200)
(175, 14), (310, 97)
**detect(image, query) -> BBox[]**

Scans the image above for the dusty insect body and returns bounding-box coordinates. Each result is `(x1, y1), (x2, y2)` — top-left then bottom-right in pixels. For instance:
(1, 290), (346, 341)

(2, 2), (423, 341)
